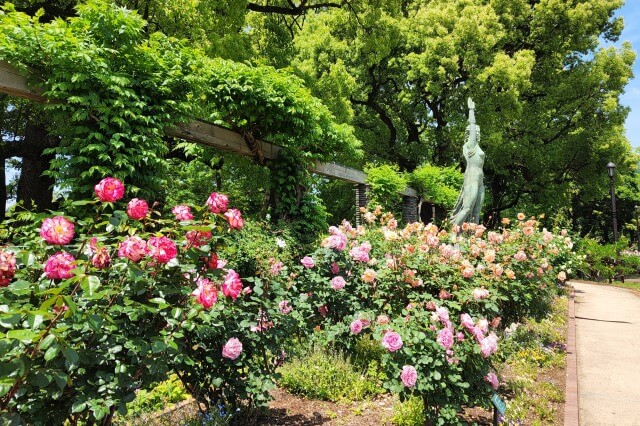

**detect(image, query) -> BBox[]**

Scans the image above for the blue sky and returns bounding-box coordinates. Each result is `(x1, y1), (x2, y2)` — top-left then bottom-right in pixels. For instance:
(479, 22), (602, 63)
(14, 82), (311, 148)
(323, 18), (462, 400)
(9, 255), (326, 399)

(616, 1), (640, 148)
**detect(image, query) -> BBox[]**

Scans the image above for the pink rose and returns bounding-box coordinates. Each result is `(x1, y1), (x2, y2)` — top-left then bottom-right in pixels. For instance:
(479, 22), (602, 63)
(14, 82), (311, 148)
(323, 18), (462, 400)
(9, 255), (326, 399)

(222, 269), (243, 299)
(376, 314), (390, 325)
(172, 204), (194, 221)
(318, 304), (328, 317)
(270, 260), (284, 276)
(94, 177), (125, 202)
(40, 216), (75, 245)
(349, 242), (371, 263)
(437, 327), (454, 350)
(91, 247), (111, 269)
(330, 276), (346, 290)
(206, 192), (229, 213)
(381, 331), (403, 352)
(222, 337), (243, 360)
(185, 230), (211, 248)
(192, 278), (218, 309)
(118, 236), (147, 262)
(484, 372), (499, 390)
(350, 319), (363, 334)
(480, 333), (498, 358)
(362, 268), (376, 283)
(514, 250), (527, 261)
(400, 365), (417, 388)
(300, 256), (315, 268)
(147, 236), (177, 264)
(460, 313), (475, 331)
(462, 266), (475, 278)
(0, 250), (17, 287)
(436, 306), (450, 324)
(457, 332), (465, 342)
(126, 198), (149, 220)
(279, 300), (292, 314)
(321, 233), (347, 251)
(472, 327), (485, 343)
(472, 287), (490, 300)
(224, 209), (244, 230)
(477, 318), (489, 333)
(44, 252), (76, 280)
(330, 262), (340, 274)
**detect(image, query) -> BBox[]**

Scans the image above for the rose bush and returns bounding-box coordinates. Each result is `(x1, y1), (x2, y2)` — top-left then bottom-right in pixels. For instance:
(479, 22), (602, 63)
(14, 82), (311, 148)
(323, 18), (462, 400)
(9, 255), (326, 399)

(291, 207), (575, 424)
(0, 179), (302, 424)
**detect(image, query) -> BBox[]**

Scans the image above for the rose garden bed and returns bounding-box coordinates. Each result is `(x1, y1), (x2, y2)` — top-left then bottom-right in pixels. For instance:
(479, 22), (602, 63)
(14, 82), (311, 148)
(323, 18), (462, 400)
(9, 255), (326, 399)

(0, 179), (575, 425)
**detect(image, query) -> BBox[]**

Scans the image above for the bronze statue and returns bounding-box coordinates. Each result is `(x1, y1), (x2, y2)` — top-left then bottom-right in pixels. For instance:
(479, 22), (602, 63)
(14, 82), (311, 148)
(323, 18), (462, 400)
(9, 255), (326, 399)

(450, 97), (485, 226)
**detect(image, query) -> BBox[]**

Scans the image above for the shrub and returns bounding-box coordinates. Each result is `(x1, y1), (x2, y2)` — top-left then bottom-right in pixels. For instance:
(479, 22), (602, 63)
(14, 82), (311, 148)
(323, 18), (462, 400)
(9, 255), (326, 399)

(291, 209), (576, 424)
(364, 164), (408, 216)
(278, 348), (383, 402)
(410, 164), (463, 209)
(0, 179), (301, 424)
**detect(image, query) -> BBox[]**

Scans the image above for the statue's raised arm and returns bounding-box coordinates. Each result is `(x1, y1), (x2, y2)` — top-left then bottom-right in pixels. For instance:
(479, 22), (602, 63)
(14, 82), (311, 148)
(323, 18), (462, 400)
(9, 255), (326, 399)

(449, 97), (485, 226)
(466, 97), (477, 147)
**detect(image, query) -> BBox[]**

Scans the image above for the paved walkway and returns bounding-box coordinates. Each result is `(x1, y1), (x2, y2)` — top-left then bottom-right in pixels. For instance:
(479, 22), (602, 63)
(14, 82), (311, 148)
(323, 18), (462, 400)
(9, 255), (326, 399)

(571, 281), (640, 425)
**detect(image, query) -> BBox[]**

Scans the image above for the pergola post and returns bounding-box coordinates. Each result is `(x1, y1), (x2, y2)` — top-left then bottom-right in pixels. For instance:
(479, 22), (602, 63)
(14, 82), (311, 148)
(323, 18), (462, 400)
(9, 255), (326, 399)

(354, 183), (369, 225)
(402, 195), (419, 224)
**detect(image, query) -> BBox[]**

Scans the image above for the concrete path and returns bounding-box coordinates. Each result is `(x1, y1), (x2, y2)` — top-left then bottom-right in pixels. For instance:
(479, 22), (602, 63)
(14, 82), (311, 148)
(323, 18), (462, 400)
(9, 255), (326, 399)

(571, 281), (640, 426)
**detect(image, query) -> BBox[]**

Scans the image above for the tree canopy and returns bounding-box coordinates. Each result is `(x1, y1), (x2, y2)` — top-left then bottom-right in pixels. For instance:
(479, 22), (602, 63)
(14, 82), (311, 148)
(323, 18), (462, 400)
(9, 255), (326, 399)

(288, 0), (636, 225)
(0, 0), (637, 237)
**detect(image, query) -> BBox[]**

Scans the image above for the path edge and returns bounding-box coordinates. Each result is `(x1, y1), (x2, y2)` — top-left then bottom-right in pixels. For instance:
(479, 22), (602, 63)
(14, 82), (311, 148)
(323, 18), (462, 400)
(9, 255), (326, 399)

(564, 283), (579, 426)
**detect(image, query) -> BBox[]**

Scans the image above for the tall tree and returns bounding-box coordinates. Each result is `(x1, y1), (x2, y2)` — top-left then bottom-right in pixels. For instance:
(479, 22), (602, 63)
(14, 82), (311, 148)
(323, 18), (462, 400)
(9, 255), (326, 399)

(290, 0), (635, 225)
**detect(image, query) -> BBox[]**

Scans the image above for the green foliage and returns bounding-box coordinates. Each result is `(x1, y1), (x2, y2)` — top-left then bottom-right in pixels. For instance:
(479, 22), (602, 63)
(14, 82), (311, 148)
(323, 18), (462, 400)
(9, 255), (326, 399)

(0, 0), (361, 223)
(575, 236), (640, 280)
(270, 153), (330, 244)
(0, 1), (200, 199)
(391, 396), (426, 426)
(117, 375), (188, 422)
(221, 220), (297, 279)
(497, 296), (569, 424)
(277, 349), (383, 403)
(364, 164), (408, 215)
(290, 0), (635, 225)
(291, 210), (577, 423)
(0, 183), (303, 424)
(410, 164), (464, 209)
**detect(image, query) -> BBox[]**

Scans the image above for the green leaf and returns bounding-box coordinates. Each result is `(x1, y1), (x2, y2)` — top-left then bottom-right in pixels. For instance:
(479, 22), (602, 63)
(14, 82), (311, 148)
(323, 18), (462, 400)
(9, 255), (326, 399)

(39, 334), (56, 350)
(152, 340), (167, 353)
(6, 329), (40, 343)
(44, 345), (60, 362)
(71, 401), (86, 414)
(81, 275), (101, 297)
(0, 378), (15, 398)
(62, 347), (80, 371)
(0, 314), (21, 329)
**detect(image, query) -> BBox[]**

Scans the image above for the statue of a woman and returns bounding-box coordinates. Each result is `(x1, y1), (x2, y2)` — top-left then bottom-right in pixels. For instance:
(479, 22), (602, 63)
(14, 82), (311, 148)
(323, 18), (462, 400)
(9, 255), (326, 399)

(450, 97), (485, 226)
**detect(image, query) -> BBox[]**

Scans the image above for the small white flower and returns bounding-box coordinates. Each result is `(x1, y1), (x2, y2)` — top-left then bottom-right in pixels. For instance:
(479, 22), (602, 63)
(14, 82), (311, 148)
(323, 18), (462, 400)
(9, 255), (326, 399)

(275, 238), (286, 249)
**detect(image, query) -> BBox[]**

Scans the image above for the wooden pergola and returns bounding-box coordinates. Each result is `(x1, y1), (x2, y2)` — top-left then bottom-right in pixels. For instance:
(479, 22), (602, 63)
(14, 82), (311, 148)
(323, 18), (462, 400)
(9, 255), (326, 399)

(0, 61), (427, 224)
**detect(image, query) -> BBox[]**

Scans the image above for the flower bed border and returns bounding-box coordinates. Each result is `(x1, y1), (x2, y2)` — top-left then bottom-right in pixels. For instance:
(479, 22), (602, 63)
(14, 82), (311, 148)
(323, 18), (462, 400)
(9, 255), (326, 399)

(564, 283), (579, 426)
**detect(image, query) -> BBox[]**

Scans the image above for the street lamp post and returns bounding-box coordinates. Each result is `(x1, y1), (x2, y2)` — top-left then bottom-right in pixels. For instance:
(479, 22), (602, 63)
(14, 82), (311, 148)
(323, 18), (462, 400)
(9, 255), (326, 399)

(634, 206), (640, 252)
(607, 162), (618, 244)
(606, 162), (621, 282)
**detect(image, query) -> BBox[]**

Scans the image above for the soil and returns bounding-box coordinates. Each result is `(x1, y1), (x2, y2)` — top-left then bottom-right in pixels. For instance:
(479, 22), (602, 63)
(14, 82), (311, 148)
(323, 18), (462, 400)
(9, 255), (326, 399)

(148, 389), (496, 425)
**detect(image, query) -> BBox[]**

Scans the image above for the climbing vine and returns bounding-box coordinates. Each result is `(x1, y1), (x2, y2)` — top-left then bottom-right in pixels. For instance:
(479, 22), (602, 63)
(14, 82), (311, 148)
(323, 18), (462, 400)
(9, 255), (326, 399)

(0, 0), (361, 223)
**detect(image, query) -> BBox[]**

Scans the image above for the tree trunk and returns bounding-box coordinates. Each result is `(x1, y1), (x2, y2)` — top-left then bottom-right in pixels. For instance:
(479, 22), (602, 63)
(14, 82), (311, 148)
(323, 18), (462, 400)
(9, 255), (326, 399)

(16, 117), (56, 212)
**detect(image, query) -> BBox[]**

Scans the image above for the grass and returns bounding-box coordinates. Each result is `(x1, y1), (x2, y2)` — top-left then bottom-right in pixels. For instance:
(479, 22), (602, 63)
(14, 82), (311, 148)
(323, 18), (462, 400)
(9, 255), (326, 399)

(277, 348), (384, 403)
(609, 280), (640, 292)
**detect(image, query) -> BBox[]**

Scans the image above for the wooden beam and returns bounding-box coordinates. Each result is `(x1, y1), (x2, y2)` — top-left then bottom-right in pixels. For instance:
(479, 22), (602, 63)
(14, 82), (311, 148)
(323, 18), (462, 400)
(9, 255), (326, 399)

(0, 61), (46, 102)
(166, 121), (282, 160)
(0, 60), (422, 199)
